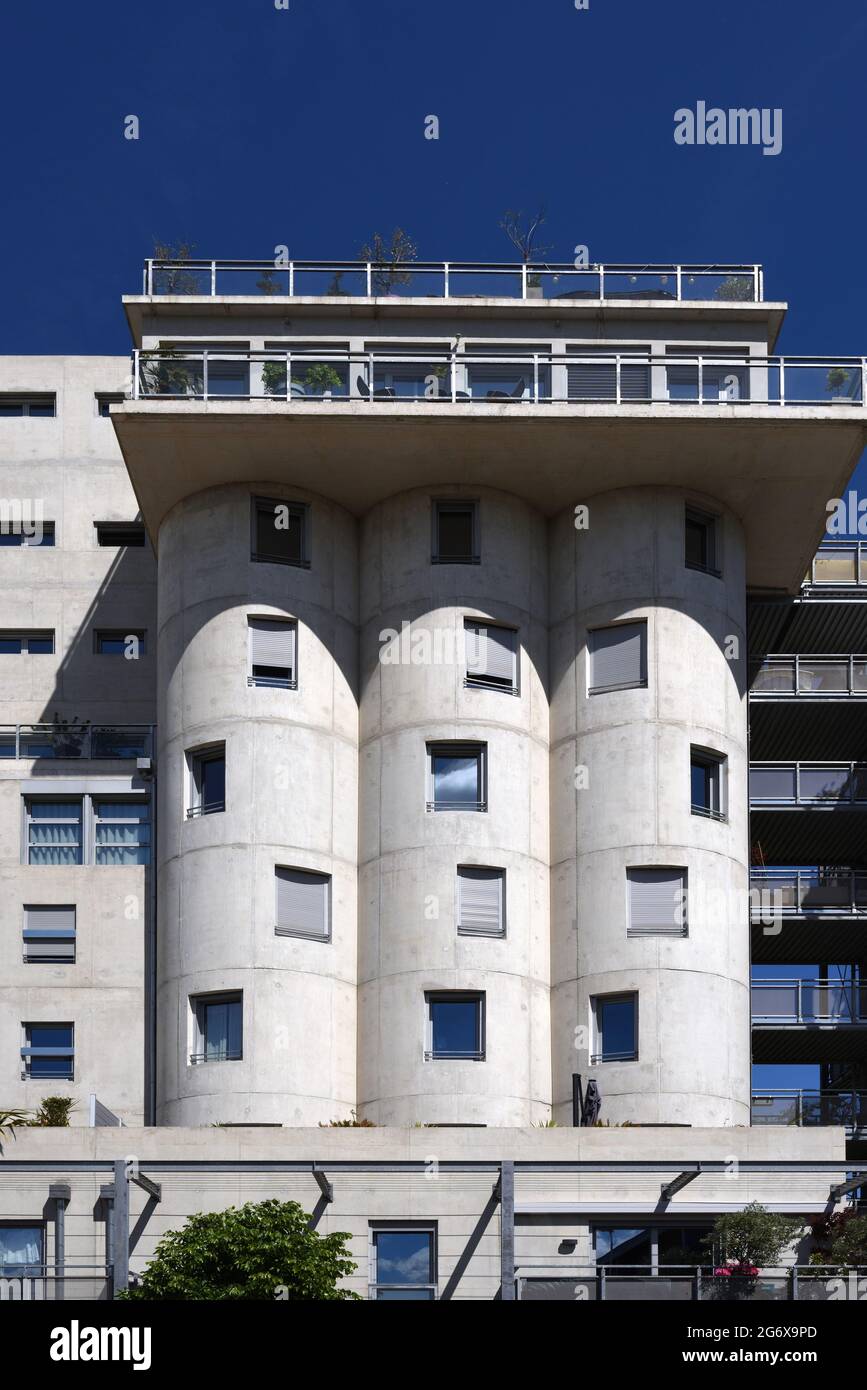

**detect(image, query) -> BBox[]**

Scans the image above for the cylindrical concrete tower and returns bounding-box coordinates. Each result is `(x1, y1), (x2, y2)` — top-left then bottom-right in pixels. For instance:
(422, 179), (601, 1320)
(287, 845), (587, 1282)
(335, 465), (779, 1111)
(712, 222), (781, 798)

(550, 486), (750, 1126)
(155, 482), (358, 1125)
(357, 486), (551, 1126)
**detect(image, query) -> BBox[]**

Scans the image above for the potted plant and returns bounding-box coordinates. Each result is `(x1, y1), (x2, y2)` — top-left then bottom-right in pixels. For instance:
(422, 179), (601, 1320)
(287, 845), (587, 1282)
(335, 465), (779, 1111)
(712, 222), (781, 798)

(359, 229), (418, 297)
(301, 363), (343, 399)
(48, 714), (90, 759)
(499, 208), (553, 299)
(827, 365), (855, 402)
(703, 1203), (800, 1301)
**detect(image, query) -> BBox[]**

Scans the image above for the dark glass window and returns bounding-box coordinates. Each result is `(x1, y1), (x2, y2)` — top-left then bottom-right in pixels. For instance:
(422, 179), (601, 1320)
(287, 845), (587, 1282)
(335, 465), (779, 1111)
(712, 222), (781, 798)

(23, 1023), (73, 1079)
(433, 500), (478, 563)
(428, 744), (486, 811)
(593, 994), (637, 1062)
(691, 748), (726, 820)
(189, 749), (226, 817)
(252, 497), (307, 566)
(685, 507), (719, 574)
(193, 995), (242, 1063)
(373, 1229), (436, 1300)
(95, 522), (146, 547)
(427, 992), (485, 1059)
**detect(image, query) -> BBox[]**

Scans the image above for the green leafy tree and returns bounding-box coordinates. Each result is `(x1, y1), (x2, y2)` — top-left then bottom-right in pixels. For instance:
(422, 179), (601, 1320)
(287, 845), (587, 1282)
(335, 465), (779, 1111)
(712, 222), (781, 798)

(704, 1202), (800, 1268)
(811, 1211), (867, 1269)
(118, 1199), (359, 1300)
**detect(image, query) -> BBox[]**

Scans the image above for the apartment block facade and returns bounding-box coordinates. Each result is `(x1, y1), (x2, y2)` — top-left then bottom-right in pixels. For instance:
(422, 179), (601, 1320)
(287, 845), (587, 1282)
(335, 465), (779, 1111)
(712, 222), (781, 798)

(0, 259), (865, 1299)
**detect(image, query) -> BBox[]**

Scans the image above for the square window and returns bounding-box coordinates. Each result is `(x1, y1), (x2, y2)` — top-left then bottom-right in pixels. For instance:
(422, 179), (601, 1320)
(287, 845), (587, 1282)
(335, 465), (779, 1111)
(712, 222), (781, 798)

(627, 867), (687, 936)
(691, 747), (727, 820)
(588, 622), (647, 694)
(252, 497), (308, 567)
(93, 800), (151, 865)
(371, 1226), (437, 1300)
(94, 630), (146, 656)
(26, 800), (82, 866)
(275, 867), (331, 941)
(456, 866), (505, 936)
(427, 743), (486, 811)
(592, 994), (637, 1063)
(0, 1224), (44, 1276)
(22, 1022), (74, 1080)
(248, 617), (297, 688)
(464, 621), (517, 692)
(187, 746), (226, 817)
(433, 500), (479, 564)
(191, 994), (242, 1064)
(685, 507), (720, 575)
(426, 992), (485, 1060)
(23, 906), (76, 963)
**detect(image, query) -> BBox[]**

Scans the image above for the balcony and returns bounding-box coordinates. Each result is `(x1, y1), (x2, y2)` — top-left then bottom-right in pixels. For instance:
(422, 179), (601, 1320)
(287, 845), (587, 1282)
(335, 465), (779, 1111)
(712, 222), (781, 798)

(516, 1265), (867, 1301)
(140, 258), (767, 303)
(751, 655), (867, 697)
(0, 1266), (112, 1300)
(804, 540), (867, 592)
(752, 978), (867, 1063)
(129, 347), (867, 410)
(751, 869), (867, 916)
(750, 762), (867, 862)
(0, 724), (153, 760)
(752, 1089), (867, 1137)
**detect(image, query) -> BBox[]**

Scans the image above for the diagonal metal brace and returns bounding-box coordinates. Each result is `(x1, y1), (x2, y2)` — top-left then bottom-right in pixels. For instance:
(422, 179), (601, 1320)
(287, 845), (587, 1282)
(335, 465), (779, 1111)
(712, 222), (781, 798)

(129, 1171), (162, 1201)
(313, 1164), (333, 1203)
(660, 1165), (702, 1202)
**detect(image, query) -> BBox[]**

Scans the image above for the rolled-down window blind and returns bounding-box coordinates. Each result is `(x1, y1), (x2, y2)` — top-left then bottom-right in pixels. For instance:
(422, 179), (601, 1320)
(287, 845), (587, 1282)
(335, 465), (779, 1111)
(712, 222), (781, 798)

(465, 623), (516, 686)
(589, 622), (646, 693)
(275, 867), (330, 940)
(250, 619), (295, 674)
(627, 868), (687, 935)
(23, 905), (76, 960)
(457, 867), (505, 935)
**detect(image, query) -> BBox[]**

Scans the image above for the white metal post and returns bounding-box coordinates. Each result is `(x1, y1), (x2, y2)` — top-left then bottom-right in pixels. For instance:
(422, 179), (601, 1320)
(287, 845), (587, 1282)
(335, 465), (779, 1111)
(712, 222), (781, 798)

(210, 261), (216, 296)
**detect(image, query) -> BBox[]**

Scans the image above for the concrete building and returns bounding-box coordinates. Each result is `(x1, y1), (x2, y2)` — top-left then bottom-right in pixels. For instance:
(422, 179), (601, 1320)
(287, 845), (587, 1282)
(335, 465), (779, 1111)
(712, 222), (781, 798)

(0, 257), (866, 1299)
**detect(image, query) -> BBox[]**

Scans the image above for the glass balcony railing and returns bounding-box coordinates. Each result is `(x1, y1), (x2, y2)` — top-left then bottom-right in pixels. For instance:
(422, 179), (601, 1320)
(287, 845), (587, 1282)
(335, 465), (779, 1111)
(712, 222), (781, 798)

(516, 1265), (867, 1301)
(0, 724), (153, 760)
(141, 259), (766, 302)
(751, 1090), (867, 1132)
(803, 541), (867, 588)
(750, 868), (867, 915)
(751, 656), (867, 695)
(749, 762), (867, 805)
(752, 978), (867, 1024)
(129, 348), (867, 408)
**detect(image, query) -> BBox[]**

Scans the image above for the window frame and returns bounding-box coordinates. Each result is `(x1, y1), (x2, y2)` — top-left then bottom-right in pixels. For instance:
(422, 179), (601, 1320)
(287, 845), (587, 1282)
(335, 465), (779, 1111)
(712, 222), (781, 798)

(369, 1223), (438, 1301)
(94, 521), (146, 547)
(0, 1222), (46, 1276)
(21, 1021), (74, 1080)
(94, 393), (125, 418)
(186, 744), (227, 818)
(0, 521), (55, 548)
(425, 990), (486, 1061)
(0, 630), (54, 655)
(23, 905), (76, 964)
(275, 865), (332, 942)
(591, 992), (638, 1064)
(626, 867), (688, 937)
(251, 496), (310, 568)
(463, 620), (519, 694)
(426, 741), (487, 812)
(190, 992), (243, 1065)
(0, 395), (56, 418)
(587, 621), (648, 695)
(684, 505), (721, 577)
(92, 797), (151, 866)
(25, 798), (83, 866)
(93, 629), (147, 656)
(456, 865), (506, 937)
(690, 745), (727, 822)
(247, 615), (298, 690)
(431, 499), (480, 565)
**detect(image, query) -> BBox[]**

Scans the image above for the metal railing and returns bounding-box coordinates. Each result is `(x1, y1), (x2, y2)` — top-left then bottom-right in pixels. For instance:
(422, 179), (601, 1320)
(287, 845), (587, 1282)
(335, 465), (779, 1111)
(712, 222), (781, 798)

(752, 1090), (867, 1132)
(141, 259), (765, 302)
(0, 1266), (112, 1301)
(803, 541), (867, 588)
(752, 978), (867, 1024)
(0, 724), (153, 760)
(515, 1264), (867, 1301)
(185, 800), (226, 818)
(751, 655), (867, 696)
(750, 761), (867, 805)
(750, 868), (867, 915)
(129, 347), (867, 408)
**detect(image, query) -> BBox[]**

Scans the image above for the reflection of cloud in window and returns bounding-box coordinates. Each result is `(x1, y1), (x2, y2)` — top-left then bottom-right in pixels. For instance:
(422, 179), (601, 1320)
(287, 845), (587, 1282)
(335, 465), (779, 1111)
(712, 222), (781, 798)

(379, 1245), (430, 1283)
(435, 758), (476, 798)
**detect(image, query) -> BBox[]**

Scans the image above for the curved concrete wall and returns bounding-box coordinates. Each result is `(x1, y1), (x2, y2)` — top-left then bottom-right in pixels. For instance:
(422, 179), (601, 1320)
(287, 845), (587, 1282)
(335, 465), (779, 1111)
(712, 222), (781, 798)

(550, 486), (751, 1126)
(155, 483), (358, 1125)
(357, 487), (551, 1125)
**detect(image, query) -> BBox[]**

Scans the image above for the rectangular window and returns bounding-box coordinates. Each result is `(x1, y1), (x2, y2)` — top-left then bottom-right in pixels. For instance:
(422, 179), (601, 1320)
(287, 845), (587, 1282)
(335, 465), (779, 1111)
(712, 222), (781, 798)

(427, 742), (487, 811)
(0, 521), (55, 547)
(191, 994), (243, 1064)
(0, 1224), (44, 1276)
(464, 621), (517, 692)
(432, 500), (479, 564)
(456, 866), (505, 937)
(93, 800), (151, 865)
(588, 622), (647, 694)
(248, 617), (297, 688)
(94, 630), (146, 655)
(95, 393), (125, 418)
(21, 1023), (74, 1080)
(690, 747), (727, 820)
(275, 867), (331, 941)
(426, 991), (485, 1060)
(0, 631), (54, 654)
(685, 506), (720, 575)
(592, 994), (638, 1063)
(252, 497), (309, 567)
(26, 800), (83, 865)
(95, 522), (146, 547)
(23, 906), (76, 963)
(370, 1226), (437, 1300)
(567, 346), (651, 402)
(187, 746), (226, 817)
(627, 867), (687, 937)
(0, 395), (55, 417)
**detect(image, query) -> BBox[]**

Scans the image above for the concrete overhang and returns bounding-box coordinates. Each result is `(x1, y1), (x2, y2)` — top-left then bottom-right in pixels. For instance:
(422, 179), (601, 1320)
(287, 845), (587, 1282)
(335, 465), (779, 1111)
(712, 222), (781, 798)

(111, 400), (865, 593)
(122, 295), (788, 350)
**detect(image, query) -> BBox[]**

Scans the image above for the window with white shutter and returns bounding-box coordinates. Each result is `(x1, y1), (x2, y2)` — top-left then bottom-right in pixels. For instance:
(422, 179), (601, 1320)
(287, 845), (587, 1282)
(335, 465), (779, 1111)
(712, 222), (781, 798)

(248, 617), (297, 688)
(464, 622), (517, 692)
(457, 867), (505, 936)
(627, 868), (688, 936)
(588, 622), (647, 694)
(275, 867), (331, 941)
(23, 906), (76, 963)
(567, 347), (650, 402)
